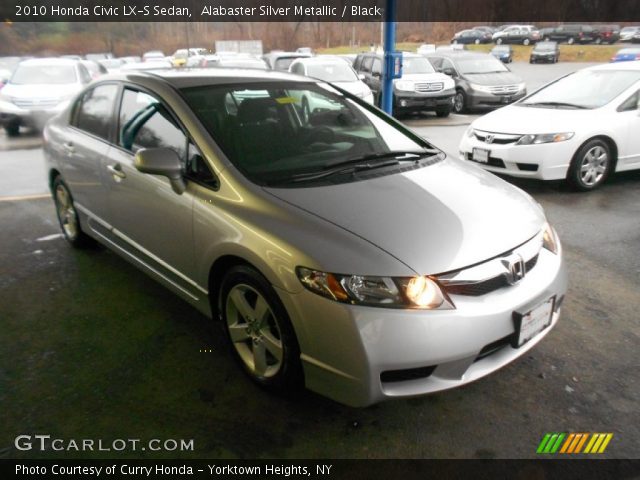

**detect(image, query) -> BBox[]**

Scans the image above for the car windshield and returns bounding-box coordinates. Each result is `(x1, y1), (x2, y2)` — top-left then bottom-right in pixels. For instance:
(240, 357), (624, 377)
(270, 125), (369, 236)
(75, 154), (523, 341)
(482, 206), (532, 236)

(181, 82), (435, 186)
(11, 64), (77, 84)
(274, 57), (299, 71)
(534, 43), (556, 51)
(402, 56), (435, 74)
(305, 62), (357, 82)
(521, 69), (640, 109)
(175, 50), (188, 59)
(456, 57), (508, 74)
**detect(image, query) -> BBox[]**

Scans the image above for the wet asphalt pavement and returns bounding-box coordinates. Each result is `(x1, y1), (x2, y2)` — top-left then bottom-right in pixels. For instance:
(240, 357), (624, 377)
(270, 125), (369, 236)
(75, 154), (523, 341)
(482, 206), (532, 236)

(1, 62), (638, 460)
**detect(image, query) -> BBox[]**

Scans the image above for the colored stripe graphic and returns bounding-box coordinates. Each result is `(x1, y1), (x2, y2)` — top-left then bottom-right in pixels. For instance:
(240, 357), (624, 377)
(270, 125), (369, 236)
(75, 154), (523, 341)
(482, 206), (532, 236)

(539, 433), (613, 454)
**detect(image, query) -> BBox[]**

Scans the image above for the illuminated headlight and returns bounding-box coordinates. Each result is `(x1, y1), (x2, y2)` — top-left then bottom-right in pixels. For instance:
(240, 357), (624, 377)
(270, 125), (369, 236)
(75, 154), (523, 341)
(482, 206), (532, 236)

(296, 267), (454, 310)
(516, 132), (574, 145)
(516, 82), (526, 91)
(395, 80), (415, 92)
(469, 83), (493, 94)
(542, 222), (559, 255)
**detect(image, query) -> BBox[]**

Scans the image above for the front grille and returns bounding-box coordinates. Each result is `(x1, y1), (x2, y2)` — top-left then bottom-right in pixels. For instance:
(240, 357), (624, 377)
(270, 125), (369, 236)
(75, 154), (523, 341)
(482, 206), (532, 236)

(381, 365), (436, 383)
(414, 82), (443, 93)
(12, 98), (60, 109)
(444, 254), (539, 297)
(473, 131), (522, 145)
(488, 84), (521, 95)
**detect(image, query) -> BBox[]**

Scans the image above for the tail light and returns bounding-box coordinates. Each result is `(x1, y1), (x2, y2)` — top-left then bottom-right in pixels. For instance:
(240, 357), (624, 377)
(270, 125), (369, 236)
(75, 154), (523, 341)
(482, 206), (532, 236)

(636, 54), (640, 60)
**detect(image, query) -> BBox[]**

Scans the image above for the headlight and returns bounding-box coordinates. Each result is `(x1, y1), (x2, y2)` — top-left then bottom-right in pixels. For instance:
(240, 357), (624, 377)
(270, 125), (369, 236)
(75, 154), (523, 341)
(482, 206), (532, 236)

(468, 83), (493, 94)
(516, 82), (526, 91)
(464, 125), (475, 138)
(395, 80), (415, 92)
(516, 132), (574, 145)
(542, 222), (559, 255)
(296, 267), (453, 310)
(0, 92), (13, 103)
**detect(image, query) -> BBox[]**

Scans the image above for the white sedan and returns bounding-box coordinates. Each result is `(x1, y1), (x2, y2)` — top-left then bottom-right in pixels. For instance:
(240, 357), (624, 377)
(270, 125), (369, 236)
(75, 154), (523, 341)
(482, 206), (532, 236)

(459, 62), (640, 190)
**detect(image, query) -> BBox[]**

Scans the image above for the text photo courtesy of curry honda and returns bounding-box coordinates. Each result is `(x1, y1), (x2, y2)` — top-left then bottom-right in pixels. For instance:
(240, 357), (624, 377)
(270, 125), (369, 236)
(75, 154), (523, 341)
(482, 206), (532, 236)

(1, 0), (639, 474)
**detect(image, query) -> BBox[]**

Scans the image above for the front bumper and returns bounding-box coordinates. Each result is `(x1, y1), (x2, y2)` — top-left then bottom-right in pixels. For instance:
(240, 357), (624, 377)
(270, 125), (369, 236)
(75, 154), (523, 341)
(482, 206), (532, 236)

(394, 88), (455, 111)
(458, 133), (577, 180)
(278, 246), (567, 407)
(467, 90), (526, 109)
(0, 100), (67, 129)
(530, 54), (556, 63)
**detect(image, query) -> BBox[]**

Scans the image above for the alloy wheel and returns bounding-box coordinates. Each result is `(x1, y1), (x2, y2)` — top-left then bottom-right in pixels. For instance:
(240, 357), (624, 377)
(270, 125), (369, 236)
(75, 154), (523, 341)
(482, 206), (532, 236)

(55, 184), (78, 240)
(225, 284), (284, 378)
(453, 92), (464, 113)
(579, 145), (609, 187)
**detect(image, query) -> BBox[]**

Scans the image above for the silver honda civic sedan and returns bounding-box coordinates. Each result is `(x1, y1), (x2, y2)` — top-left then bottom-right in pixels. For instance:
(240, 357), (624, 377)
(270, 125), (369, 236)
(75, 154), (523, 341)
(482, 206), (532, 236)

(43, 69), (567, 407)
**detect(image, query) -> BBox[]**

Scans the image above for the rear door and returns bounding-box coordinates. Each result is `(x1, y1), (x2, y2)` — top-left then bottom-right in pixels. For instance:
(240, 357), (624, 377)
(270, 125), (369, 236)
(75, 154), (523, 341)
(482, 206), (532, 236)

(61, 83), (119, 223)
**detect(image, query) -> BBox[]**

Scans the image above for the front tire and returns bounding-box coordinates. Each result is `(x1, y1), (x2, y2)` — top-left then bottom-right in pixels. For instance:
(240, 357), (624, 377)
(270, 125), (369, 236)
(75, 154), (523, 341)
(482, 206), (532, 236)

(566, 139), (613, 191)
(52, 176), (93, 248)
(4, 122), (19, 137)
(436, 105), (451, 118)
(219, 265), (303, 392)
(452, 89), (466, 114)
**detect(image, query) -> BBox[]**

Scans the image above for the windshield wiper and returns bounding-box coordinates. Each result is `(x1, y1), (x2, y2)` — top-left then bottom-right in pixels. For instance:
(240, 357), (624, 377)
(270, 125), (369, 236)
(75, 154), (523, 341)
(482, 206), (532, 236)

(286, 150), (441, 184)
(522, 101), (589, 109)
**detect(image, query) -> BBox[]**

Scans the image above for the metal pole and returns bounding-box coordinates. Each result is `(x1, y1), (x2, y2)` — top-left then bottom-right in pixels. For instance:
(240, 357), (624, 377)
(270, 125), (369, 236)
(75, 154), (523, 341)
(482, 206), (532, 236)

(381, 0), (396, 115)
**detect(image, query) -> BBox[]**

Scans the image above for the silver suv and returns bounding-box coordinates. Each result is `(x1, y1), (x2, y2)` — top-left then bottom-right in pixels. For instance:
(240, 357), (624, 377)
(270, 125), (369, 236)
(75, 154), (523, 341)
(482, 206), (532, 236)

(44, 69), (567, 407)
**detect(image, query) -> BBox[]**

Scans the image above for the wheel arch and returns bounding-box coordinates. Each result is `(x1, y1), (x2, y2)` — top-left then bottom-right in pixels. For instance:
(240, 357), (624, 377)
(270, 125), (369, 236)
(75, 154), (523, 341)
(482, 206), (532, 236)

(573, 134), (619, 171)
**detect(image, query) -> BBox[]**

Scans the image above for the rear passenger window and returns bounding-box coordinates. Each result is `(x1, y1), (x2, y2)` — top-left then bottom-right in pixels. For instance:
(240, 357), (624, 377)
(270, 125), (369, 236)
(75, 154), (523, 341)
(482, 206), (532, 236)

(118, 88), (187, 165)
(73, 84), (118, 140)
(372, 59), (382, 76)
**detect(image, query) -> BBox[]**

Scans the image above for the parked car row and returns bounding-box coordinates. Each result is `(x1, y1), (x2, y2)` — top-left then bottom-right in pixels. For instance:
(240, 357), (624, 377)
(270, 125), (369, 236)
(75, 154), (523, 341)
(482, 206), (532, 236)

(455, 24), (640, 46)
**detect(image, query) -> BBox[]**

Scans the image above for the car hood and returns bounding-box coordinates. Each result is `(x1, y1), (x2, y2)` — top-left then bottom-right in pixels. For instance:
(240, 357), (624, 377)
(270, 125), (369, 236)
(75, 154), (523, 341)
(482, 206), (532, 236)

(264, 158), (544, 275)
(333, 80), (369, 96)
(461, 71), (522, 86)
(2, 83), (81, 99)
(473, 103), (594, 133)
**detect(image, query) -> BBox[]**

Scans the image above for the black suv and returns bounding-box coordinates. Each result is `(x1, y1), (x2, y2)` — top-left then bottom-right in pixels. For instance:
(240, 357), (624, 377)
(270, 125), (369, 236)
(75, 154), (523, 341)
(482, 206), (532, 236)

(353, 52), (455, 117)
(543, 25), (599, 44)
(425, 51), (526, 113)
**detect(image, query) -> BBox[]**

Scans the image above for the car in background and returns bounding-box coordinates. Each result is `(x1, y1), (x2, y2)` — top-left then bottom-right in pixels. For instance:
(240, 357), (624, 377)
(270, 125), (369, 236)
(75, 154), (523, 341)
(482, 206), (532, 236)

(99, 58), (125, 72)
(0, 56), (23, 89)
(80, 60), (107, 79)
(215, 55), (268, 70)
(452, 29), (491, 45)
(61, 55), (83, 61)
(0, 58), (90, 135)
(289, 56), (373, 104)
(416, 44), (436, 55)
(262, 51), (312, 71)
(142, 51), (165, 62)
(120, 56), (142, 64)
(610, 47), (640, 62)
(459, 62), (640, 191)
(172, 48), (208, 67)
(491, 45), (513, 63)
(85, 53), (113, 62)
(530, 41), (560, 63)
(296, 47), (313, 55)
(493, 25), (540, 45)
(336, 54), (357, 65)
(593, 25), (621, 44)
(543, 25), (598, 44)
(43, 68), (567, 407)
(426, 51), (526, 113)
(473, 26), (497, 35)
(120, 60), (172, 71)
(633, 32), (640, 44)
(620, 26), (640, 42)
(354, 52), (455, 117)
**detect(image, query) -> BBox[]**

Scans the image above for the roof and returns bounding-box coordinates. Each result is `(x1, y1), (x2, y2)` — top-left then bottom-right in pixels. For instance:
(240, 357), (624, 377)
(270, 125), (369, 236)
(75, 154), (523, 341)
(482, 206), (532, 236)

(425, 51), (494, 60)
(19, 58), (80, 67)
(103, 67), (310, 89)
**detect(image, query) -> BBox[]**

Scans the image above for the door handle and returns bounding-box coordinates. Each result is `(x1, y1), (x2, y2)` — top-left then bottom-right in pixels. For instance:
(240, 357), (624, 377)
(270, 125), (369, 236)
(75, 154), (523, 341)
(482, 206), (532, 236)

(107, 164), (126, 180)
(63, 142), (75, 154)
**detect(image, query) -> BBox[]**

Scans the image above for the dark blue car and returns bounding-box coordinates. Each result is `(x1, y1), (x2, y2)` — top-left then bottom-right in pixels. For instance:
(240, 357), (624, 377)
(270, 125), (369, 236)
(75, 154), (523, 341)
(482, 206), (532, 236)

(490, 45), (513, 63)
(611, 48), (640, 62)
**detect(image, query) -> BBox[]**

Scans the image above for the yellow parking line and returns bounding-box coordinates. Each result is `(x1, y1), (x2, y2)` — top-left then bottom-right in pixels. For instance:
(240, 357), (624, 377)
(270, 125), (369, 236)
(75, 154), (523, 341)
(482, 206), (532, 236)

(0, 193), (50, 202)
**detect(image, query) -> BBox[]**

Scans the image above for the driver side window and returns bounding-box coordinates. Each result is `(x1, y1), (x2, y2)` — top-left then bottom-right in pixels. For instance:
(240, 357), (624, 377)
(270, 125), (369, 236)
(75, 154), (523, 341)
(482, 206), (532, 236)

(618, 90), (639, 112)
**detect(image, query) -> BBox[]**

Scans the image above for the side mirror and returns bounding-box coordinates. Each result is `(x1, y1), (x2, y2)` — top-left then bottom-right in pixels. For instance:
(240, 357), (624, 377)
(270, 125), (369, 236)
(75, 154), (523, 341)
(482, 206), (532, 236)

(443, 67), (455, 76)
(358, 73), (365, 80)
(372, 71), (381, 78)
(134, 147), (186, 195)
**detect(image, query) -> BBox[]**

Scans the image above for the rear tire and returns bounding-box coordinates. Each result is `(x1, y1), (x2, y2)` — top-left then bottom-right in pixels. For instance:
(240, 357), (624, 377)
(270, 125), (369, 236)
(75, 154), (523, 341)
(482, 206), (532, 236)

(566, 139), (613, 191)
(52, 176), (93, 248)
(219, 265), (303, 392)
